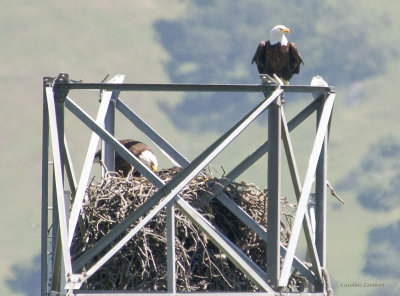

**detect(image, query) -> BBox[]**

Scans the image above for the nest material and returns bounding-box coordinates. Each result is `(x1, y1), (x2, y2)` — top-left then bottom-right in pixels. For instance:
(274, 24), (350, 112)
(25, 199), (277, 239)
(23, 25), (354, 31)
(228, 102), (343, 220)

(71, 167), (305, 292)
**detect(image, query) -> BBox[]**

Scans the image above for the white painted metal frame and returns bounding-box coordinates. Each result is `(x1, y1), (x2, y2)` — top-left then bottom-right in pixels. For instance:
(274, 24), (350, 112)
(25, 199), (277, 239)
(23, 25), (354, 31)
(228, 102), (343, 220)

(42, 73), (334, 296)
(279, 93), (335, 287)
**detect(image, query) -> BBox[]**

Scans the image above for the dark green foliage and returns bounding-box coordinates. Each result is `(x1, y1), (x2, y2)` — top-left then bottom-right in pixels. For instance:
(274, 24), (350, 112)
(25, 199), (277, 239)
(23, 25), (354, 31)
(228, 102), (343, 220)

(339, 136), (400, 211)
(155, 0), (397, 131)
(364, 221), (400, 279)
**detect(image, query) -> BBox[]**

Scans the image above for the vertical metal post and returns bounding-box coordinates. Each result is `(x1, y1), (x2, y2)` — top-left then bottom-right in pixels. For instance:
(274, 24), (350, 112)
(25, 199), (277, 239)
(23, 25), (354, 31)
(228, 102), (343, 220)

(41, 77), (52, 296)
(52, 73), (70, 293)
(166, 202), (176, 293)
(315, 93), (328, 293)
(101, 75), (124, 175)
(53, 73), (69, 183)
(53, 74), (69, 221)
(267, 94), (281, 288)
(102, 97), (116, 174)
(50, 172), (60, 291)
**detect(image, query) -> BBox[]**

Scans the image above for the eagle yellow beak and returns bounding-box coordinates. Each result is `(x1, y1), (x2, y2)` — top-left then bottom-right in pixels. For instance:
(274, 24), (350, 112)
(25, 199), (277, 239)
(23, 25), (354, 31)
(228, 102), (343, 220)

(151, 163), (158, 173)
(281, 27), (291, 34)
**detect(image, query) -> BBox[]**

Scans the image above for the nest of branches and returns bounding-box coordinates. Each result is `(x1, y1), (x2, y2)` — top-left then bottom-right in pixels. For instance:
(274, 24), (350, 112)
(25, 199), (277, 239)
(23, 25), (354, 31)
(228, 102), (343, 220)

(71, 167), (305, 292)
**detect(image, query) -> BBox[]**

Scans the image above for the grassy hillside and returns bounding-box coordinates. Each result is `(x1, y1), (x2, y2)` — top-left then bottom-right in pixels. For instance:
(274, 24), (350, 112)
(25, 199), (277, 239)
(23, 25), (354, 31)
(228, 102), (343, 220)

(326, 60), (400, 295)
(0, 1), (188, 295)
(1, 1), (399, 296)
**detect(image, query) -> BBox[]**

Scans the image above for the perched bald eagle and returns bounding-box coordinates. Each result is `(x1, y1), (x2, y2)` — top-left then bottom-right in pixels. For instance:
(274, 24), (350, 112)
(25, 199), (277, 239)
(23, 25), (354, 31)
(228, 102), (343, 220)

(95, 139), (158, 177)
(252, 25), (303, 84)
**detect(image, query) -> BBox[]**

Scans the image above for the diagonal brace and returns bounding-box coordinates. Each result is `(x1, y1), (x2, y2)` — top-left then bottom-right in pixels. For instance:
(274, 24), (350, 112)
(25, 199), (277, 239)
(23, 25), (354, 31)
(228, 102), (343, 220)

(116, 98), (189, 167)
(281, 106), (323, 284)
(46, 87), (73, 275)
(71, 87), (283, 274)
(279, 93), (335, 287)
(175, 196), (274, 292)
(68, 76), (125, 247)
(196, 97), (320, 283)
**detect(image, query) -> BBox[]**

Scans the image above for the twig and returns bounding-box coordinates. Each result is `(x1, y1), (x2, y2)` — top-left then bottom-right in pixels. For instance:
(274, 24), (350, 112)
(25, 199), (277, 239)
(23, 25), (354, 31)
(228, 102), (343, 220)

(70, 167), (303, 292)
(327, 181), (345, 204)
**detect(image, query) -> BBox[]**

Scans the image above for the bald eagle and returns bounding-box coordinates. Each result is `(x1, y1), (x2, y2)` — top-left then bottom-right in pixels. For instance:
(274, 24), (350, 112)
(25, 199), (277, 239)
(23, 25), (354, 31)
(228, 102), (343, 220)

(252, 25), (303, 84)
(95, 139), (158, 177)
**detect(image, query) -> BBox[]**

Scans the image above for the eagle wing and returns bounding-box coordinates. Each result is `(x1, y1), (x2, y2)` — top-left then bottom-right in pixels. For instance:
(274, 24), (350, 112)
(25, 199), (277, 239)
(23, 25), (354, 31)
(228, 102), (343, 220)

(288, 42), (303, 74)
(251, 41), (267, 74)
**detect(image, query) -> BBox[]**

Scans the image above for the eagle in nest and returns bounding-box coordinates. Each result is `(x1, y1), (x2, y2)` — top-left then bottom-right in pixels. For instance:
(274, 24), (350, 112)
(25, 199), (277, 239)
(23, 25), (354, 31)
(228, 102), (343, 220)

(95, 139), (158, 177)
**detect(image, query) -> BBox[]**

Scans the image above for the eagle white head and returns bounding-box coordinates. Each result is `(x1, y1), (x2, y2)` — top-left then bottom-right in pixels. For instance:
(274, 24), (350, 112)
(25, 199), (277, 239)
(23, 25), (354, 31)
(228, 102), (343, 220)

(139, 150), (158, 172)
(270, 25), (290, 46)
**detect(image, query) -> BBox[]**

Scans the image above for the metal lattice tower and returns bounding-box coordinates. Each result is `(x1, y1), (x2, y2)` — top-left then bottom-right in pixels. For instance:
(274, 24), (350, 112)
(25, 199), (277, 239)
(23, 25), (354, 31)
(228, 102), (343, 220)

(42, 73), (335, 296)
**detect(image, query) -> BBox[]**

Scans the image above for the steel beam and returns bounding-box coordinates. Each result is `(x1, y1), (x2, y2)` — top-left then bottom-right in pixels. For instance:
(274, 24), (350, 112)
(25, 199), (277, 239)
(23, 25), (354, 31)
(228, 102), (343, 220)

(67, 82), (267, 92)
(279, 93), (335, 287)
(280, 107), (323, 285)
(71, 88), (283, 273)
(175, 197), (274, 293)
(54, 76), (70, 294)
(102, 99), (116, 174)
(75, 292), (326, 296)
(46, 86), (73, 277)
(65, 81), (331, 94)
(315, 94), (328, 267)
(116, 98), (188, 167)
(41, 78), (51, 296)
(43, 75), (335, 294)
(214, 190), (317, 285)
(64, 135), (77, 196)
(117, 92), (316, 284)
(65, 96), (163, 186)
(68, 75), (124, 245)
(67, 96), (165, 271)
(67, 88), (112, 247)
(102, 75), (125, 174)
(80, 193), (176, 285)
(206, 97), (319, 193)
(166, 203), (176, 294)
(49, 74), (70, 295)
(180, 98), (320, 285)
(266, 96), (282, 288)
(315, 94), (329, 293)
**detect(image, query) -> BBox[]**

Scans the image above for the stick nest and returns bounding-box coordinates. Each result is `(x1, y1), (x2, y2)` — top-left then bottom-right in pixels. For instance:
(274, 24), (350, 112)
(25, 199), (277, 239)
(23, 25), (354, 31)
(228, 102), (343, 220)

(71, 167), (306, 292)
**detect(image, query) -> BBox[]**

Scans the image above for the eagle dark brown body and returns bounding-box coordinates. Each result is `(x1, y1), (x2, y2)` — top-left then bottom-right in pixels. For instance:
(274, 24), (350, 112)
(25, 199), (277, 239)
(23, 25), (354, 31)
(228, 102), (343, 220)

(95, 139), (157, 176)
(252, 40), (303, 84)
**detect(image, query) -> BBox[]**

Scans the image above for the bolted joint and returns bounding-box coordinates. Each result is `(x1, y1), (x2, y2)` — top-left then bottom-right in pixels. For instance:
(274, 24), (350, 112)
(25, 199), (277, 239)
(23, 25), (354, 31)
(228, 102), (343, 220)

(53, 73), (70, 103)
(259, 74), (277, 86)
(43, 76), (55, 87)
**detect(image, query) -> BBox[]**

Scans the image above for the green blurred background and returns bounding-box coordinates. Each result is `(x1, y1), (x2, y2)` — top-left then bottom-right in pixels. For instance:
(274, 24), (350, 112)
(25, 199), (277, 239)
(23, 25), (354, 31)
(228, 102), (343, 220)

(1, 0), (399, 295)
